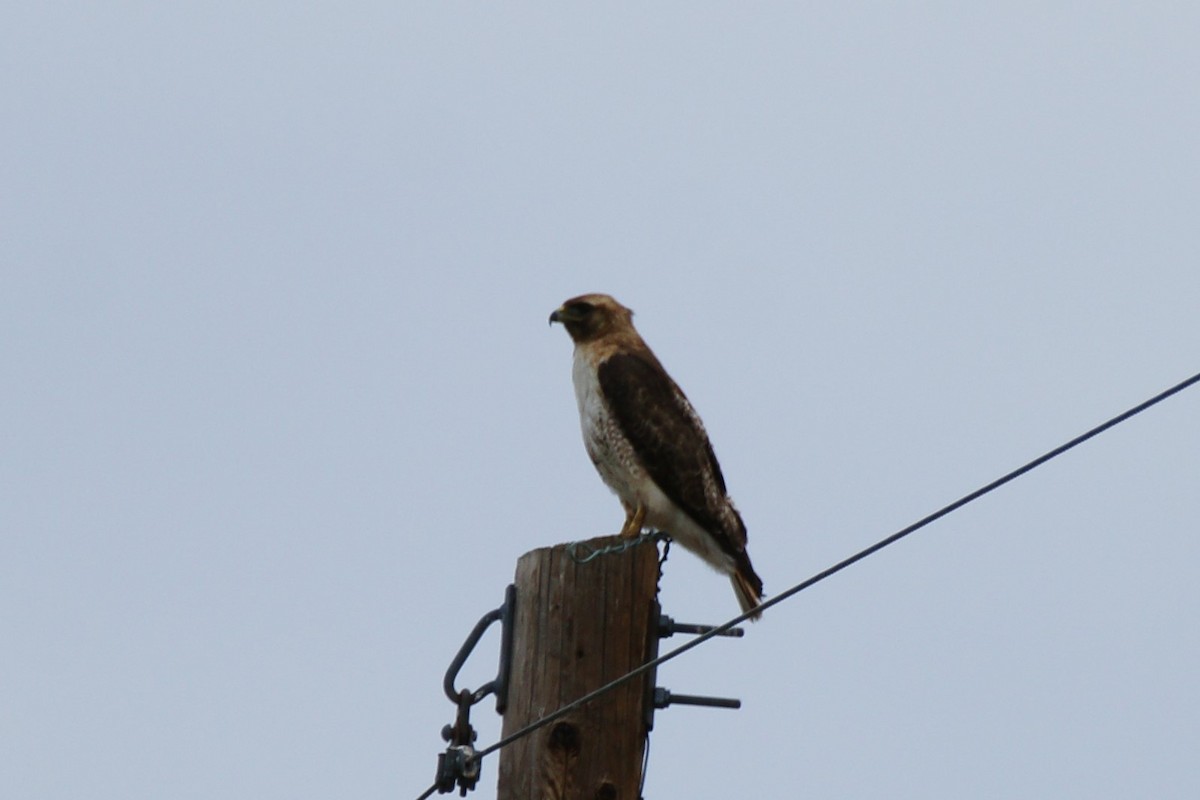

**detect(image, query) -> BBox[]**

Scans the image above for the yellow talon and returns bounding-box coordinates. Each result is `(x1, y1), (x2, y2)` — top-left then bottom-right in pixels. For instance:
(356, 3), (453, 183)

(619, 503), (647, 539)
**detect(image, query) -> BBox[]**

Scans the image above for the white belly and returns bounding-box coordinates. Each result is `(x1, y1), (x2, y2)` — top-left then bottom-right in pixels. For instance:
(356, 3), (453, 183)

(571, 351), (640, 499)
(571, 349), (736, 576)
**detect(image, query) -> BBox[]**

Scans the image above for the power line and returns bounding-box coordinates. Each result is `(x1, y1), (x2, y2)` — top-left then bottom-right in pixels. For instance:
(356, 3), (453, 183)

(413, 368), (1200, 799)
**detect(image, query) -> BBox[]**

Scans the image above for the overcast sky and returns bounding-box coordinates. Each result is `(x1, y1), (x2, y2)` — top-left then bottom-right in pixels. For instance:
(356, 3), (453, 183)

(4, 4), (1199, 799)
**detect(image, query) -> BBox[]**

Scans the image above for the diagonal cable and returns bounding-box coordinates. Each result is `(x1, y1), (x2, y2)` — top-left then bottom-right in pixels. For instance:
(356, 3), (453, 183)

(468, 368), (1200, 768)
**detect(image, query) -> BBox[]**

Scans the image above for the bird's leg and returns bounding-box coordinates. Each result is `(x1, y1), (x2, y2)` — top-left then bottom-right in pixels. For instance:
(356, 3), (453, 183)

(618, 502), (647, 539)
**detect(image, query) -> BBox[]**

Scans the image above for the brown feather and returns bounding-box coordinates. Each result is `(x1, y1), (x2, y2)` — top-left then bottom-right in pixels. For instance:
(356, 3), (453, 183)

(597, 352), (745, 554)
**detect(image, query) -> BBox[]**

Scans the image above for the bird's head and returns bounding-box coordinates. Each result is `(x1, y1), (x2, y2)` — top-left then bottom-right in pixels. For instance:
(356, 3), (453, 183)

(549, 293), (634, 344)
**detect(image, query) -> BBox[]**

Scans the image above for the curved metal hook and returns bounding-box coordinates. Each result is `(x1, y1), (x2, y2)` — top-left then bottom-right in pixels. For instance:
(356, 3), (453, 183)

(442, 584), (515, 712)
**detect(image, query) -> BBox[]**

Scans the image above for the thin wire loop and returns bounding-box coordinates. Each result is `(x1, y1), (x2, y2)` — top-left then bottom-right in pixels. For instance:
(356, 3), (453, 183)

(566, 530), (671, 563)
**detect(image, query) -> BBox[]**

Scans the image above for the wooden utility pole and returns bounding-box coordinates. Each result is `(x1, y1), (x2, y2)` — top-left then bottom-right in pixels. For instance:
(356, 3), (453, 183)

(496, 536), (660, 800)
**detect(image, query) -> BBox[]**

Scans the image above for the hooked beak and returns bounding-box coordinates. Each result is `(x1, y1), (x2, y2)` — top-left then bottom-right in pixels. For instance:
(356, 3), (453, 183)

(548, 308), (563, 326)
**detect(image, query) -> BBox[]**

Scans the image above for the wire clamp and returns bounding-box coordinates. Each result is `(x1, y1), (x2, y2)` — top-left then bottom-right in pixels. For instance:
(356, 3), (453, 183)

(435, 688), (482, 796)
(429, 585), (516, 795)
(434, 742), (479, 796)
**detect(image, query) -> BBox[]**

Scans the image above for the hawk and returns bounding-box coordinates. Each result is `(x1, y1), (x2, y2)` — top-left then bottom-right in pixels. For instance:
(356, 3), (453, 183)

(550, 293), (764, 619)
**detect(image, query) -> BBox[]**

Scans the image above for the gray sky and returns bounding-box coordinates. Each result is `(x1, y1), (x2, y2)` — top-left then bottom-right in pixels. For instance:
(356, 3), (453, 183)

(4, 4), (1199, 798)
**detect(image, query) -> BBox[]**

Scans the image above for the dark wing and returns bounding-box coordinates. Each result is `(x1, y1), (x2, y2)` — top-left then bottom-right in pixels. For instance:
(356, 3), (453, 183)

(597, 352), (747, 551)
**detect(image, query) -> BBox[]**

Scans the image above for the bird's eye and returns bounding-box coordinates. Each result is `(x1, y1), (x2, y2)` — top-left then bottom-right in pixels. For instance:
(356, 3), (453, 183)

(569, 301), (594, 314)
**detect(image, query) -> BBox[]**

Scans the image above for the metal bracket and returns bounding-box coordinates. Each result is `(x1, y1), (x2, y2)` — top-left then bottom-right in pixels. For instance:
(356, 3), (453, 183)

(442, 583), (516, 714)
(658, 612), (745, 640)
(431, 584), (517, 795)
(652, 687), (741, 711)
(644, 604), (744, 731)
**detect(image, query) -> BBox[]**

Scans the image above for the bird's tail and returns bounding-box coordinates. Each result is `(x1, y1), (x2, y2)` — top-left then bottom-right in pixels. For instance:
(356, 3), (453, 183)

(731, 555), (764, 622)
